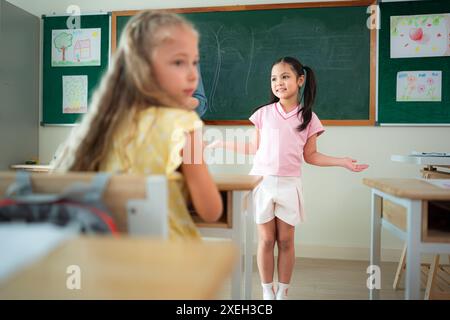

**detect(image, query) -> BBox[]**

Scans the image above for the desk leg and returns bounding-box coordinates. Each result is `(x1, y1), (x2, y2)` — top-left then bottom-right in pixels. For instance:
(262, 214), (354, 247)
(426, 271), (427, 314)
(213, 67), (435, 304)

(405, 200), (421, 300)
(244, 191), (254, 300)
(231, 191), (243, 300)
(369, 190), (382, 300)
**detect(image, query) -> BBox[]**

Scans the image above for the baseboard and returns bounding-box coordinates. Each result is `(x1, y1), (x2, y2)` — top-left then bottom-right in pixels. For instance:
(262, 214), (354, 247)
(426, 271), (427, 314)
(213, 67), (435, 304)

(293, 244), (402, 262)
(204, 238), (442, 263)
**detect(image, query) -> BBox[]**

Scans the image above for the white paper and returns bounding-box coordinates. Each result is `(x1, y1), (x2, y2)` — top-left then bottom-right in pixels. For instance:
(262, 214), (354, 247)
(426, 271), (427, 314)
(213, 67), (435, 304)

(390, 13), (450, 58)
(52, 28), (101, 67)
(62, 75), (88, 114)
(425, 179), (450, 189)
(396, 71), (442, 102)
(0, 223), (76, 282)
(410, 151), (450, 157)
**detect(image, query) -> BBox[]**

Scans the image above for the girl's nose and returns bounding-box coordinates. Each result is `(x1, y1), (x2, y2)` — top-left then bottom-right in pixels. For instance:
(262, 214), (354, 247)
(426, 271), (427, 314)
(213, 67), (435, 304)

(188, 65), (198, 82)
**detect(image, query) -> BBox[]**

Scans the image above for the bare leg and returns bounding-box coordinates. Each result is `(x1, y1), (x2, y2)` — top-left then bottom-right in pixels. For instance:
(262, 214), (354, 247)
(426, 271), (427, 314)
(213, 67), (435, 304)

(276, 218), (295, 288)
(257, 218), (277, 284)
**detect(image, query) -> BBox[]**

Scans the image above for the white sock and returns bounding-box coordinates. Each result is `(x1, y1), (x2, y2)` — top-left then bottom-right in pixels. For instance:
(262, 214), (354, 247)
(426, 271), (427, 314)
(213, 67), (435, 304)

(261, 282), (275, 300)
(276, 282), (290, 300)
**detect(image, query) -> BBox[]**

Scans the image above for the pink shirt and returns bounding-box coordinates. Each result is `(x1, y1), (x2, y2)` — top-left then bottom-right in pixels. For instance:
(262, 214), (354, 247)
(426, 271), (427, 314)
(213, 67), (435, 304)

(249, 102), (325, 177)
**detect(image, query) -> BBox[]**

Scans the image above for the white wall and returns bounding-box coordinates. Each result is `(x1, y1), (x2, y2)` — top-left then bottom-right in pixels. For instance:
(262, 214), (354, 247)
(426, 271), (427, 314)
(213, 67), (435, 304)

(8, 0), (450, 261)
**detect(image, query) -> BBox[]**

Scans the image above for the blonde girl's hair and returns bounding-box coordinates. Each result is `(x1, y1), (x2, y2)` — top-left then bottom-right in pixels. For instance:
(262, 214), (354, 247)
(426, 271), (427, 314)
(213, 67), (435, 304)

(52, 11), (197, 172)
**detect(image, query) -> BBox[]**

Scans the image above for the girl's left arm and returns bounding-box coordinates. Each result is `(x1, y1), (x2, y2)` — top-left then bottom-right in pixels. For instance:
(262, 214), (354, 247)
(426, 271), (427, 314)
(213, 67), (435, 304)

(303, 134), (368, 172)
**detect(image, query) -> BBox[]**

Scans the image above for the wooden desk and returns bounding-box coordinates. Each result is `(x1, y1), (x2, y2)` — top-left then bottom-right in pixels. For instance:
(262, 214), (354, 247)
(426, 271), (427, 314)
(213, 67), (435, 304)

(363, 178), (450, 300)
(390, 155), (450, 298)
(0, 171), (262, 300)
(197, 174), (261, 300)
(0, 236), (236, 299)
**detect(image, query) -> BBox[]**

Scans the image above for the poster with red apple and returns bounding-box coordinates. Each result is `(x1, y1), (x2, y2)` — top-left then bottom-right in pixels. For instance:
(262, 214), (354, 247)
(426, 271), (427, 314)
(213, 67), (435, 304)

(390, 13), (450, 58)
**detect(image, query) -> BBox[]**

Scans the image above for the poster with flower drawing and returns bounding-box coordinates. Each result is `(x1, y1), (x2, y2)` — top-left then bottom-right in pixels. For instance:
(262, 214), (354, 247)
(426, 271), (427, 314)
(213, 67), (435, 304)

(391, 13), (450, 58)
(396, 71), (441, 102)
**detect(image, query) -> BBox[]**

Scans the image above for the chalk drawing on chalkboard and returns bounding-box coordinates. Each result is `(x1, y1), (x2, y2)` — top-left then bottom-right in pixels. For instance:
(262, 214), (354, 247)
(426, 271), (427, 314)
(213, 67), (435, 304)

(209, 25), (224, 112)
(390, 13), (450, 58)
(396, 71), (442, 102)
(202, 24), (251, 112)
(245, 28), (255, 96)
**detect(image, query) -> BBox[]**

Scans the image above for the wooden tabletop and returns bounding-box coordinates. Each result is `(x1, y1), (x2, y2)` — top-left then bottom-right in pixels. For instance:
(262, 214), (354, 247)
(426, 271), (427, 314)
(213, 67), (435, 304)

(6, 168), (262, 191)
(0, 172), (261, 232)
(213, 174), (261, 191)
(363, 178), (450, 200)
(0, 236), (236, 299)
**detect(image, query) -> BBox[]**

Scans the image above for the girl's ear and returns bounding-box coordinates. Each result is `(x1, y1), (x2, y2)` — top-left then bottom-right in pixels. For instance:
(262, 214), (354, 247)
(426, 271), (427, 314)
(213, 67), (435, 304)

(297, 74), (305, 87)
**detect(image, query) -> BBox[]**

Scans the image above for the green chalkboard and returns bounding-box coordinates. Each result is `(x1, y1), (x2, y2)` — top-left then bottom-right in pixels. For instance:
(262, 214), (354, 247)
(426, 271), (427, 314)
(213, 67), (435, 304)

(114, 3), (374, 124)
(42, 14), (109, 125)
(378, 0), (450, 125)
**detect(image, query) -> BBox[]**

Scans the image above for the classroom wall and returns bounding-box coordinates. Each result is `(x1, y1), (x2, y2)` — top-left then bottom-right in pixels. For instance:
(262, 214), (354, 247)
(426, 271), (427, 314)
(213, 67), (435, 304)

(0, 0), (39, 170)
(9, 0), (450, 261)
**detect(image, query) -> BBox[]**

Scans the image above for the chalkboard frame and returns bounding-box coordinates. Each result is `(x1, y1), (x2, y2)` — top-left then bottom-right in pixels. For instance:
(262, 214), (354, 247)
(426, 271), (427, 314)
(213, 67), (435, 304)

(111, 1), (376, 126)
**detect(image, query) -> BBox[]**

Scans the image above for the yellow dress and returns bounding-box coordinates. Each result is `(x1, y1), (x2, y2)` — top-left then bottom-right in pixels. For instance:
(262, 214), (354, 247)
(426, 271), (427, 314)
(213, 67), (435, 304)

(100, 107), (203, 240)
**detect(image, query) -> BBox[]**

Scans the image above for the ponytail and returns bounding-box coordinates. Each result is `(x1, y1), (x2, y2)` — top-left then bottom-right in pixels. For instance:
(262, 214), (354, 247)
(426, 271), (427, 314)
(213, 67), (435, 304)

(298, 65), (316, 132)
(252, 57), (317, 133)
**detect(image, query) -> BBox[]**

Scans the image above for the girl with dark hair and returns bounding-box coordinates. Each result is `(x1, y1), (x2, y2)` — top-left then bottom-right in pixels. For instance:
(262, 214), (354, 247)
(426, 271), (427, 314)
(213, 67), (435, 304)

(209, 56), (368, 299)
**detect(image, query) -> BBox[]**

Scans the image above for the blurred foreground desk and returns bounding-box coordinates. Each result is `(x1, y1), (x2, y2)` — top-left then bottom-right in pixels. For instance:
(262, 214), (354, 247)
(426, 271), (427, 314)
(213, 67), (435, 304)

(363, 178), (450, 300)
(2, 170), (261, 300)
(0, 236), (236, 299)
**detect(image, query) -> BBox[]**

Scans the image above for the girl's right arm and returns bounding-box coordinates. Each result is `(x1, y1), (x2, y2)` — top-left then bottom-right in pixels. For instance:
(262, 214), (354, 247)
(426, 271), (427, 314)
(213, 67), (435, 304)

(207, 127), (260, 155)
(182, 130), (223, 222)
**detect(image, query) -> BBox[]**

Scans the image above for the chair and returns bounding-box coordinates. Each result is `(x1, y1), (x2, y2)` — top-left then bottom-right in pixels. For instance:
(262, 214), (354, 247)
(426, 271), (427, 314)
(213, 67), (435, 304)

(385, 199), (449, 299)
(0, 171), (168, 237)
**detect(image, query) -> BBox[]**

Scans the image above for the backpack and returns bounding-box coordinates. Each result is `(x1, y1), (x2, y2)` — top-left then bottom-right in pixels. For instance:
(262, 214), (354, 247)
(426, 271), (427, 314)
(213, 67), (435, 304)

(0, 171), (118, 235)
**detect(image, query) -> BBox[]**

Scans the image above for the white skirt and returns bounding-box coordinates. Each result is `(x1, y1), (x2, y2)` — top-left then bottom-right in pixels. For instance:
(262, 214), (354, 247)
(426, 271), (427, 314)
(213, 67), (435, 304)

(252, 176), (305, 226)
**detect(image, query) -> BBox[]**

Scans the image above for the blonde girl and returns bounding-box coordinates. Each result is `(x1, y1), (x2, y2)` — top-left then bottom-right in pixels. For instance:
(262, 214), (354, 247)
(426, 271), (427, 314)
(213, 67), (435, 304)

(52, 11), (222, 239)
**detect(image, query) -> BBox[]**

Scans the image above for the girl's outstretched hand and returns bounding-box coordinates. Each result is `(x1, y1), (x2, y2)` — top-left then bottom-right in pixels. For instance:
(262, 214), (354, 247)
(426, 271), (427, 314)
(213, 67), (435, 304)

(342, 157), (369, 172)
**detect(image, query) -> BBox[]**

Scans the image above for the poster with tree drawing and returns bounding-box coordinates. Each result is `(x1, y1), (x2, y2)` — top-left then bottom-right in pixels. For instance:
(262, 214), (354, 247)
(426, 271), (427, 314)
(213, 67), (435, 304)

(52, 28), (101, 66)
(391, 13), (450, 58)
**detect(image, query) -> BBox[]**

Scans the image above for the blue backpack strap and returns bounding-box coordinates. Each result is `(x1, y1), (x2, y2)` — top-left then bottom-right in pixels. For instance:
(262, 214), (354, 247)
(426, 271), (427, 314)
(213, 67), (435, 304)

(6, 171), (33, 197)
(5, 172), (59, 203)
(82, 173), (111, 202)
(6, 172), (111, 204)
(59, 173), (111, 203)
